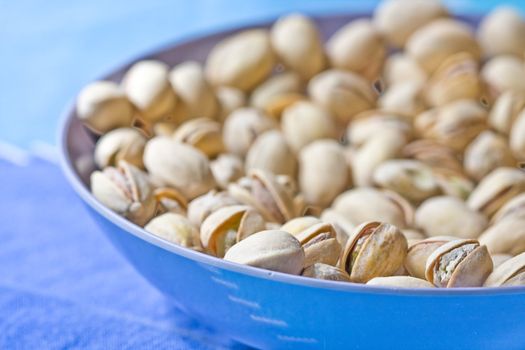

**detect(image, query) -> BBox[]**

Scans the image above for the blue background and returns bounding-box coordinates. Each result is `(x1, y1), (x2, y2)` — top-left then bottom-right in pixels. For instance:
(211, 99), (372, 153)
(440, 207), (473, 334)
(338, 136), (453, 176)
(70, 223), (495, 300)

(0, 1), (524, 349)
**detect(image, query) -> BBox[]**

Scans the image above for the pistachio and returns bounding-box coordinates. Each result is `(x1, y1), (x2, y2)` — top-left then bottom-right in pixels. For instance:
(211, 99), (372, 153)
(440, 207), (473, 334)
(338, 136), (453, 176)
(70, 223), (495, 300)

(488, 90), (525, 135)
(250, 72), (303, 112)
(332, 187), (414, 229)
(270, 14), (325, 79)
(491, 254), (513, 269)
(414, 99), (487, 152)
(415, 196), (487, 239)
(406, 19), (480, 74)
(263, 93), (306, 120)
(299, 140), (349, 208)
(308, 69), (377, 124)
(467, 167), (525, 218)
(90, 161), (156, 226)
(144, 213), (200, 249)
(169, 61), (218, 120)
(484, 252), (525, 287)
(510, 110), (525, 160)
(491, 193), (525, 224)
(302, 263), (351, 282)
(224, 230), (305, 275)
(464, 131), (515, 181)
(292, 222), (341, 267)
(479, 217), (525, 255)
(200, 205), (265, 257)
(373, 0), (448, 48)
(222, 107), (277, 157)
(153, 122), (178, 137)
(402, 139), (463, 174)
(320, 209), (355, 247)
(481, 55), (525, 98)
(373, 159), (440, 203)
(94, 127), (146, 169)
(382, 53), (427, 87)
(401, 229), (426, 241)
(477, 7), (525, 58)
(378, 82), (426, 119)
(339, 221), (408, 283)
(215, 86), (246, 121)
(282, 101), (337, 153)
(367, 276), (434, 288)
(327, 19), (386, 81)
(172, 118), (224, 158)
(432, 168), (475, 200)
(205, 29), (274, 91)
(346, 111), (412, 147)
(210, 154), (244, 190)
(425, 239), (493, 287)
(143, 137), (216, 200)
(122, 60), (177, 122)
(187, 190), (239, 227)
(153, 187), (188, 215)
(76, 81), (135, 134)
(405, 236), (454, 279)
(245, 130), (297, 177)
(281, 216), (322, 235)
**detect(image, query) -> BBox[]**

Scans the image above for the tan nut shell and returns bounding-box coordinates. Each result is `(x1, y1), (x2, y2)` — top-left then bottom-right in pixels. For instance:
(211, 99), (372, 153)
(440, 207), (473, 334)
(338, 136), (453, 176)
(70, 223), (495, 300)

(367, 276), (434, 288)
(491, 193), (525, 224)
(402, 139), (463, 174)
(378, 82), (427, 119)
(510, 110), (525, 160)
(210, 154), (244, 190)
(153, 187), (188, 215)
(76, 81), (135, 134)
(270, 14), (325, 79)
(346, 111), (413, 147)
(477, 7), (525, 58)
(250, 72), (303, 111)
(382, 53), (427, 87)
(172, 118), (224, 158)
(481, 55), (525, 97)
(405, 236), (454, 279)
(281, 216), (322, 236)
(488, 91), (525, 135)
(484, 252), (525, 287)
(302, 263), (351, 282)
(94, 127), (146, 169)
(245, 130), (297, 177)
(187, 190), (239, 227)
(205, 29), (274, 91)
(144, 213), (200, 249)
(216, 86), (246, 121)
(224, 230), (305, 275)
(479, 217), (525, 255)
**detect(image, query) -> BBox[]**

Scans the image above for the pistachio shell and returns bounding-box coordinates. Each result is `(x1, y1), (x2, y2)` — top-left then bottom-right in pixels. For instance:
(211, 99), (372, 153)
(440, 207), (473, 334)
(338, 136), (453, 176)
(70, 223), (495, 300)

(401, 229), (426, 241)
(405, 236), (453, 279)
(402, 139), (463, 174)
(415, 196), (487, 239)
(346, 111), (412, 147)
(187, 190), (239, 227)
(477, 7), (525, 58)
(215, 86), (246, 121)
(302, 263), (351, 282)
(76, 81), (135, 134)
(245, 130), (297, 177)
(281, 216), (322, 236)
(510, 110), (525, 160)
(205, 29), (274, 91)
(94, 127), (146, 169)
(143, 137), (216, 200)
(153, 122), (178, 137)
(210, 154), (244, 190)
(432, 168), (474, 200)
(367, 276), (434, 288)
(491, 254), (513, 269)
(153, 187), (188, 215)
(488, 90), (525, 135)
(144, 213), (200, 249)
(481, 55), (525, 98)
(382, 53), (427, 87)
(172, 118), (224, 158)
(271, 14), (325, 79)
(484, 252), (525, 287)
(224, 230), (305, 274)
(378, 82), (426, 119)
(250, 72), (303, 111)
(294, 222), (342, 267)
(122, 60), (177, 122)
(320, 209), (355, 248)
(479, 217), (525, 255)
(327, 19), (386, 81)
(491, 193), (525, 224)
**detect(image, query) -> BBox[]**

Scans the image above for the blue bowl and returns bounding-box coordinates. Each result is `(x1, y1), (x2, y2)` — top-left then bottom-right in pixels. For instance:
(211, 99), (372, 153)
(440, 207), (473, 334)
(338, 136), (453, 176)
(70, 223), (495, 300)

(59, 13), (525, 350)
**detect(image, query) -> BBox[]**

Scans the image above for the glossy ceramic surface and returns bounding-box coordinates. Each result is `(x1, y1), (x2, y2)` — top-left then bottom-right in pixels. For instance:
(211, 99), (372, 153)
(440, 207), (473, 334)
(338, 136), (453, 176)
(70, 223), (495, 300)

(59, 13), (525, 350)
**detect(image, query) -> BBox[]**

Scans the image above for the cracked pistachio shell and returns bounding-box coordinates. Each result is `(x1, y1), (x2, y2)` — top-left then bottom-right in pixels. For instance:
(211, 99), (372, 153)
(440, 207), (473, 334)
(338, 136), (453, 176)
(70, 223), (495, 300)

(414, 100), (487, 152)
(327, 19), (386, 81)
(250, 72), (303, 111)
(205, 29), (274, 91)
(320, 209), (355, 248)
(215, 86), (246, 121)
(405, 236), (454, 279)
(464, 131), (515, 181)
(481, 55), (525, 98)
(373, 159), (440, 203)
(491, 193), (525, 224)
(172, 118), (224, 158)
(122, 60), (177, 122)
(144, 213), (200, 249)
(282, 101), (337, 153)
(488, 91), (525, 135)
(484, 252), (525, 287)
(467, 167), (525, 218)
(424, 52), (486, 107)
(90, 161), (156, 226)
(187, 190), (239, 227)
(402, 139), (463, 174)
(378, 82), (427, 119)
(168, 61), (218, 120)
(76, 81), (135, 134)
(351, 129), (408, 187)
(143, 137), (215, 200)
(222, 107), (277, 157)
(383, 53), (427, 87)
(270, 14), (325, 80)
(479, 217), (525, 255)
(415, 196), (488, 239)
(510, 110), (525, 160)
(302, 263), (351, 282)
(373, 0), (448, 48)
(425, 239), (493, 287)
(200, 205), (265, 257)
(339, 221), (408, 283)
(308, 69), (377, 124)
(346, 111), (412, 147)
(228, 170), (298, 224)
(406, 19), (480, 74)
(367, 276), (434, 288)
(210, 154), (244, 190)
(299, 140), (349, 208)
(281, 216), (321, 235)
(291, 222), (342, 267)
(153, 187), (188, 215)
(332, 187), (414, 229)
(245, 130), (297, 177)
(432, 168), (474, 200)
(94, 127), (146, 169)
(477, 7), (525, 58)
(224, 230), (305, 274)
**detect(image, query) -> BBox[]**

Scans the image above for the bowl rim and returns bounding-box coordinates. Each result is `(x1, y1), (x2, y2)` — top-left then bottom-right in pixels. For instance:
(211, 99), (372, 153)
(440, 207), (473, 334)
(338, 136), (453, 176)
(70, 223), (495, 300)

(58, 12), (525, 297)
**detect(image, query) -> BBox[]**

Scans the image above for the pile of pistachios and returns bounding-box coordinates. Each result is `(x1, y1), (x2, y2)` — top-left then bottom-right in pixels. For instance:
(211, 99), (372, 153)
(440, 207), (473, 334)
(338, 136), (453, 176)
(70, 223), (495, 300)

(77, 0), (525, 289)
